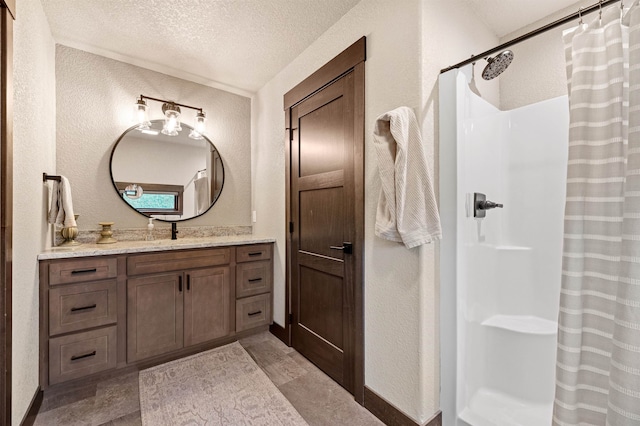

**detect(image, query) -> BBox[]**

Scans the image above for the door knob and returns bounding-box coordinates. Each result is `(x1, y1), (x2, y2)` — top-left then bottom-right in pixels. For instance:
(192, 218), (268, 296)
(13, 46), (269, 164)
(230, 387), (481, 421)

(330, 242), (353, 254)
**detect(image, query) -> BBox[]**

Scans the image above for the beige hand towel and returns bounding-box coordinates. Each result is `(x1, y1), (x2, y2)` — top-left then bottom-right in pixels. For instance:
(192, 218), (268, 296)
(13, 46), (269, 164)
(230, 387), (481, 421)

(194, 176), (210, 214)
(48, 176), (77, 227)
(373, 106), (441, 248)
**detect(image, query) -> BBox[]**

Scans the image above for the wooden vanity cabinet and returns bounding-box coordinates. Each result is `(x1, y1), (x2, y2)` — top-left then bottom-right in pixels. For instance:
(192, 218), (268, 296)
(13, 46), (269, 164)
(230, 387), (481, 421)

(40, 242), (272, 389)
(126, 272), (184, 362)
(39, 256), (123, 387)
(183, 266), (231, 347)
(235, 244), (273, 332)
(126, 248), (233, 362)
(126, 266), (231, 362)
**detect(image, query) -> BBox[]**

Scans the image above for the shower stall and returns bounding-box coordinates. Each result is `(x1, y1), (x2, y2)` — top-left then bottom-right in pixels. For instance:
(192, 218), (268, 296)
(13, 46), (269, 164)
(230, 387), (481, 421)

(439, 67), (569, 425)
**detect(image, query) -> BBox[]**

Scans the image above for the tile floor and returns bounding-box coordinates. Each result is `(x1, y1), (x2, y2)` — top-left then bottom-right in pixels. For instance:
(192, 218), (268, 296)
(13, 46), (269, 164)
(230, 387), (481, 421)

(34, 331), (383, 425)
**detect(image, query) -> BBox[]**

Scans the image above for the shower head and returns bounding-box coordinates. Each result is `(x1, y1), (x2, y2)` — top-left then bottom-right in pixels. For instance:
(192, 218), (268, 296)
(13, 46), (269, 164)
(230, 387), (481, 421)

(481, 50), (514, 80)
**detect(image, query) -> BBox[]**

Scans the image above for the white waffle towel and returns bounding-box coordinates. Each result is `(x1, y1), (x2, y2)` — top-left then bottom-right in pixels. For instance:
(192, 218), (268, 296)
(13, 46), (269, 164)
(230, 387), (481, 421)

(47, 176), (77, 227)
(373, 106), (441, 248)
(194, 176), (210, 214)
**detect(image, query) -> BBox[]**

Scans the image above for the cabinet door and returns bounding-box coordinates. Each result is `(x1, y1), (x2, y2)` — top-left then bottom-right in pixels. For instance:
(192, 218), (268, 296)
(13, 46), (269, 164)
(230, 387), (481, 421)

(184, 267), (231, 347)
(127, 273), (183, 362)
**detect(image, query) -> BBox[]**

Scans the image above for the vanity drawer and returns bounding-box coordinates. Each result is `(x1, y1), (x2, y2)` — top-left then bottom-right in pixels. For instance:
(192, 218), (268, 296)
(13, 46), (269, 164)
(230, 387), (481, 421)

(236, 244), (272, 263)
(236, 261), (272, 298)
(49, 326), (117, 385)
(127, 247), (230, 276)
(49, 280), (117, 336)
(236, 293), (271, 332)
(49, 258), (118, 286)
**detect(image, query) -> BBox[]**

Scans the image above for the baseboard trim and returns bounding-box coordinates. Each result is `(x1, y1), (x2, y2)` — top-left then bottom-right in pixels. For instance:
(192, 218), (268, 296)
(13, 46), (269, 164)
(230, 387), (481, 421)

(363, 386), (442, 426)
(269, 321), (289, 346)
(20, 387), (43, 426)
(424, 411), (443, 426)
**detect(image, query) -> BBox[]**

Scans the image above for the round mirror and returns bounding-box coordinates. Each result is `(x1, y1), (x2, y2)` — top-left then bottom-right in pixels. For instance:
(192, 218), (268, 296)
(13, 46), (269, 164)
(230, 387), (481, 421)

(110, 119), (224, 222)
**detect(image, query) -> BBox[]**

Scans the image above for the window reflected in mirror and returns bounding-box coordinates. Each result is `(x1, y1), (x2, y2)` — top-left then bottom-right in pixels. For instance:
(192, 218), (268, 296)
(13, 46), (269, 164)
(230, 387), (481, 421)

(116, 182), (183, 215)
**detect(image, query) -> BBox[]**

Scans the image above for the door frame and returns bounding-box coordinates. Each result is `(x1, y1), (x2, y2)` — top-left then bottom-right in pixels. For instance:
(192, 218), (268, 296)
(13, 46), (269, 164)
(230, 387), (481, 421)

(282, 37), (365, 404)
(1, 1), (14, 423)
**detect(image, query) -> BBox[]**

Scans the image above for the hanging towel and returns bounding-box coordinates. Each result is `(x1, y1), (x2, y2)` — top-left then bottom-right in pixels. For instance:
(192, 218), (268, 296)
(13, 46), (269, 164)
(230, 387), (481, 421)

(194, 176), (210, 214)
(47, 176), (77, 227)
(373, 106), (441, 248)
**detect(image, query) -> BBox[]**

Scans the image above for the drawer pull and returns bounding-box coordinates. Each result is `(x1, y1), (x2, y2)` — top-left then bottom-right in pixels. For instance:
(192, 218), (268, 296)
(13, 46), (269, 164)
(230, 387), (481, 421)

(248, 278), (263, 283)
(248, 310), (263, 317)
(70, 304), (97, 312)
(70, 350), (97, 361)
(248, 252), (262, 257)
(71, 268), (97, 275)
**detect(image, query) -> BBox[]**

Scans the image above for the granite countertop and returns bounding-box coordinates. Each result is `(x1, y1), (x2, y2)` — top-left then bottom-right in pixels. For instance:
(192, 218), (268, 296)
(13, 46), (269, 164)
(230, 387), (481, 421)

(38, 235), (276, 260)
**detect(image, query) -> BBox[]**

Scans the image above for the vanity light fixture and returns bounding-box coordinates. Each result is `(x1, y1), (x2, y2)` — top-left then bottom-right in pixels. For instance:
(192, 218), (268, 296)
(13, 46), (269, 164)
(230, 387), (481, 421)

(161, 102), (182, 136)
(135, 98), (151, 131)
(134, 94), (207, 139)
(123, 183), (143, 199)
(189, 111), (206, 140)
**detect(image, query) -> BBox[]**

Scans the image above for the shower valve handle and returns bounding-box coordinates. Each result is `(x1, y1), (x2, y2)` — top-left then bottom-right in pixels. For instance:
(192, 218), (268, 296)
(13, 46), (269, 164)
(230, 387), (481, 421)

(478, 200), (503, 210)
(473, 192), (503, 218)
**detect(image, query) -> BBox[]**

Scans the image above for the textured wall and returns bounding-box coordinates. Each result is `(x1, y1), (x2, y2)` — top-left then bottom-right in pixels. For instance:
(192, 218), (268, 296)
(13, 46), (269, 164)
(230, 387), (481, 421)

(251, 0), (499, 422)
(499, 0), (593, 110)
(12, 0), (57, 423)
(56, 46), (251, 234)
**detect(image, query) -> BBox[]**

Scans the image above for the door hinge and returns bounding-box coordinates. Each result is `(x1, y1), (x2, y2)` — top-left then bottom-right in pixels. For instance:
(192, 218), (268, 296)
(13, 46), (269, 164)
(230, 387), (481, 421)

(289, 222), (294, 233)
(289, 313), (293, 324)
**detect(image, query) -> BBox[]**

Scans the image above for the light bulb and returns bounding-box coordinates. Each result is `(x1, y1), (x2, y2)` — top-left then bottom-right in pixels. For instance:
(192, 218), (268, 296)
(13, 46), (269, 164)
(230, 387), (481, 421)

(161, 103), (181, 136)
(189, 111), (206, 140)
(135, 98), (151, 131)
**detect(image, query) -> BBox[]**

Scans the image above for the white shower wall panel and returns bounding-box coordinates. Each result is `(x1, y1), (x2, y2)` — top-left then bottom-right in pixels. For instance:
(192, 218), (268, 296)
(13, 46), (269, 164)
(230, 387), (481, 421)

(453, 69), (568, 425)
(459, 79), (505, 248)
(504, 99), (568, 320)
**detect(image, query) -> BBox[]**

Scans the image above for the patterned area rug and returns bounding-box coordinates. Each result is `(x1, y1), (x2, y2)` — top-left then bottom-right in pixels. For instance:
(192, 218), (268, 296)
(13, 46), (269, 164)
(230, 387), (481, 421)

(139, 341), (308, 425)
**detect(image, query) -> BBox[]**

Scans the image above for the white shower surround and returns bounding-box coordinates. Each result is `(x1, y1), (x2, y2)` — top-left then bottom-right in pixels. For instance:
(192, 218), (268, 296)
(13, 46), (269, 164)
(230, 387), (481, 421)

(440, 69), (568, 426)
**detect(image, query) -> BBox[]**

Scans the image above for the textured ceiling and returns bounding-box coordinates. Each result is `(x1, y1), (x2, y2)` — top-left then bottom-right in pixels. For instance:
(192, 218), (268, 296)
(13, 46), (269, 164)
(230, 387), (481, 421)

(458, 0), (586, 38)
(41, 0), (593, 95)
(40, 0), (361, 95)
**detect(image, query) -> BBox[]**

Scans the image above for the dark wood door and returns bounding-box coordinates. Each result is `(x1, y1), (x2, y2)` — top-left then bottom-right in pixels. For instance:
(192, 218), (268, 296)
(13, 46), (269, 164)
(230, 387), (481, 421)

(127, 273), (184, 362)
(184, 266), (231, 346)
(290, 72), (357, 392)
(0, 5), (13, 423)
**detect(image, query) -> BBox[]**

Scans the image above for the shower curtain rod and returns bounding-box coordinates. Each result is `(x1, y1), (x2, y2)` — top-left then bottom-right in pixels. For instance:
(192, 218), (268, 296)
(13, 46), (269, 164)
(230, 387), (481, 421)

(440, 0), (622, 74)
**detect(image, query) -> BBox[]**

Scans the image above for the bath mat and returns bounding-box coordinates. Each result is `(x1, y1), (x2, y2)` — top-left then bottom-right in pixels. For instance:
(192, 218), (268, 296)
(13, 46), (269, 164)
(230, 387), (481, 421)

(139, 341), (308, 425)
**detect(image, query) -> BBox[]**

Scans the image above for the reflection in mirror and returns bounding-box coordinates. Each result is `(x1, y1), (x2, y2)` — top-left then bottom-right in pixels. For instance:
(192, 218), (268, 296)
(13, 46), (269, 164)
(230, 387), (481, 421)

(110, 119), (224, 222)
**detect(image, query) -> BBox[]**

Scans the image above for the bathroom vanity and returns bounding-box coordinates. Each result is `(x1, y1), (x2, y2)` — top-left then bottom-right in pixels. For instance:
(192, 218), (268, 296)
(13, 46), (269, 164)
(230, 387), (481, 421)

(38, 236), (274, 389)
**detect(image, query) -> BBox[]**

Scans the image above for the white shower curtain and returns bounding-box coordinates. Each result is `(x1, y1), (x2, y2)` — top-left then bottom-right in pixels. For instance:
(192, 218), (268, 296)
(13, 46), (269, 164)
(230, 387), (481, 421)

(554, 4), (640, 424)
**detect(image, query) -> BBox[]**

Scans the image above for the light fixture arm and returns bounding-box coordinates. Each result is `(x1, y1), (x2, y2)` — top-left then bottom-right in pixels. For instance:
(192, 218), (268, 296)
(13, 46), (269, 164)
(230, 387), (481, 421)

(138, 94), (204, 113)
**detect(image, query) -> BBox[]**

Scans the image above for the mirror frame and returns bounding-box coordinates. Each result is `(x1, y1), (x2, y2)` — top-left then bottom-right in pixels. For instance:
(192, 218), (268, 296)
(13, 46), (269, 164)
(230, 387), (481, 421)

(109, 121), (225, 223)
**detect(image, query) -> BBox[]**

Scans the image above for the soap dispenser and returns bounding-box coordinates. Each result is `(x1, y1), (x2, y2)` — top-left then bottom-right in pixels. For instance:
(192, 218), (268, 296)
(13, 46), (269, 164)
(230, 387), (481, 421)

(146, 217), (155, 241)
